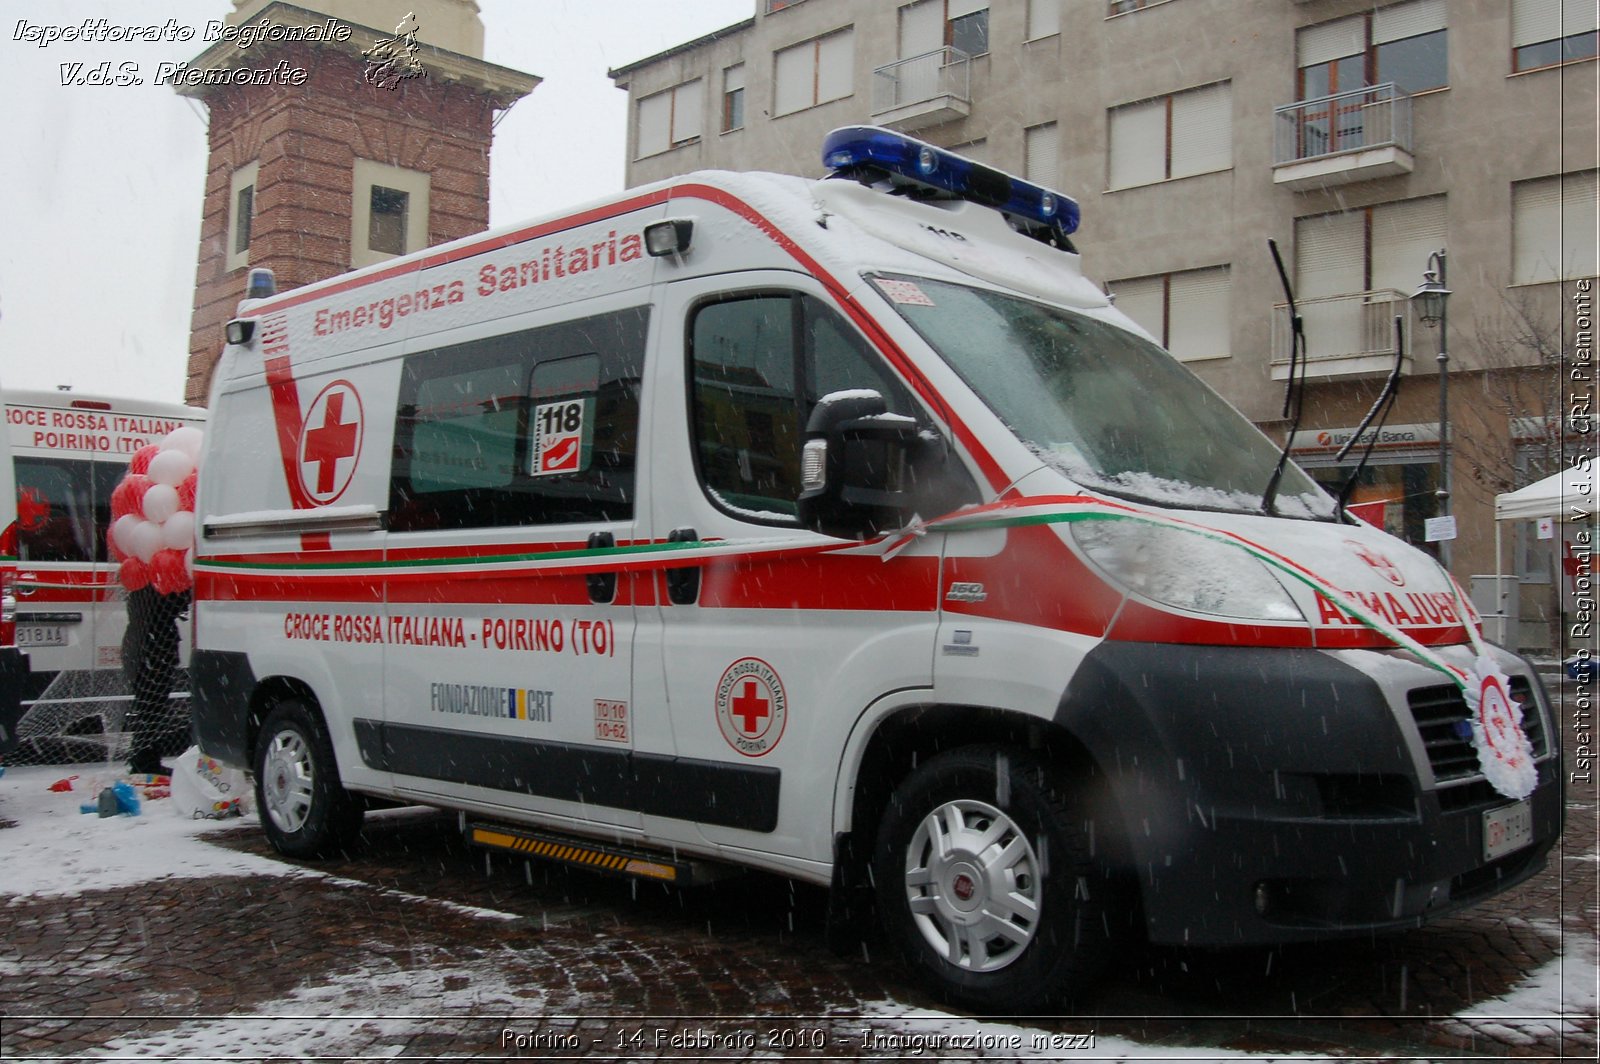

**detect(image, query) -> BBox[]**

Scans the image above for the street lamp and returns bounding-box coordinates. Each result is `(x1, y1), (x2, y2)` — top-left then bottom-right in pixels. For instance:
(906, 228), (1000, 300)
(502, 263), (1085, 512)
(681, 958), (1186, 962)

(1411, 248), (1451, 567)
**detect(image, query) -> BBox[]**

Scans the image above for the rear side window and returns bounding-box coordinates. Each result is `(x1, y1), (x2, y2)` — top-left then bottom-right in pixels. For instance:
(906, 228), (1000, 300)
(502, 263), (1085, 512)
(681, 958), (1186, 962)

(14, 457), (120, 563)
(688, 292), (921, 522)
(389, 308), (647, 531)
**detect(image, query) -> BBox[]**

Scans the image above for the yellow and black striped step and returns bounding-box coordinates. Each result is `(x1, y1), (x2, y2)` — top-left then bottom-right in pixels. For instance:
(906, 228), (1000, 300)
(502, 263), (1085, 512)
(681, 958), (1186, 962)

(466, 821), (714, 884)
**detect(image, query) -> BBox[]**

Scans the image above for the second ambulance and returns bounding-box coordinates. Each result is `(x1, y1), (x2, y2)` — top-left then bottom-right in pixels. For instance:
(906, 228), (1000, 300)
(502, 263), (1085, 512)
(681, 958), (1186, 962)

(192, 128), (1561, 1010)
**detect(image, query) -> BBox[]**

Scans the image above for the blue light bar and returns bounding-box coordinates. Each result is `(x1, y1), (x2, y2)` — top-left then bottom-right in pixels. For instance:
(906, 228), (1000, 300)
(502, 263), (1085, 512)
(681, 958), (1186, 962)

(821, 125), (1080, 236)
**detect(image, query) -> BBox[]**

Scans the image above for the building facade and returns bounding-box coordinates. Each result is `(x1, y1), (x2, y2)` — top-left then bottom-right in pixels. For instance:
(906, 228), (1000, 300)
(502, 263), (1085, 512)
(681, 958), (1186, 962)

(179, 0), (537, 405)
(610, 0), (1597, 651)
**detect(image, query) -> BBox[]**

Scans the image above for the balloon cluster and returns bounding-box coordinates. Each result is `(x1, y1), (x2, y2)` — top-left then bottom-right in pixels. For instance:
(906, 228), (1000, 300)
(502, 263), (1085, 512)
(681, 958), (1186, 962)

(110, 428), (203, 594)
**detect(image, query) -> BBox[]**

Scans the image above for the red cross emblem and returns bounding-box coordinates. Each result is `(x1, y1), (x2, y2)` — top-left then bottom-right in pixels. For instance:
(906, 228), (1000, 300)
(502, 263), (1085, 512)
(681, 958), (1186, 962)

(715, 658), (788, 758)
(731, 680), (770, 734)
(297, 380), (364, 505)
(1346, 539), (1405, 587)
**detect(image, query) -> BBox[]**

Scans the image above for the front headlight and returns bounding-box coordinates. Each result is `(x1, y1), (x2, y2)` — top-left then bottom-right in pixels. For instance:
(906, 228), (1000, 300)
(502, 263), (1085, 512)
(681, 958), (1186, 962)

(1069, 519), (1305, 622)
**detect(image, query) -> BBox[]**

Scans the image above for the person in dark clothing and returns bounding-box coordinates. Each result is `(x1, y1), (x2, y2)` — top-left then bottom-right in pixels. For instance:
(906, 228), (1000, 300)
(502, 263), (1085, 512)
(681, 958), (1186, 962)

(123, 586), (191, 776)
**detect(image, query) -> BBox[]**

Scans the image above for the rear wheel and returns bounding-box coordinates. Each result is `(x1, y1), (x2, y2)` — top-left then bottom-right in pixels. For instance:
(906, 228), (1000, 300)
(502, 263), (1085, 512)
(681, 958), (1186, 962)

(873, 745), (1116, 1012)
(254, 699), (363, 859)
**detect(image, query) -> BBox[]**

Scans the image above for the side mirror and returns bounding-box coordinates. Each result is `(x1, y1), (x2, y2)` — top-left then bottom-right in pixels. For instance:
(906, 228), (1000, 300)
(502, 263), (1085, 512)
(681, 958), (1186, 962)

(797, 390), (930, 539)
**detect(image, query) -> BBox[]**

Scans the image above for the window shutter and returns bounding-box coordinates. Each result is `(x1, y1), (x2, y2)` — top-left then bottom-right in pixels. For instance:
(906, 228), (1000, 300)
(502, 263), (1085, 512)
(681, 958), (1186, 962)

(774, 40), (812, 115)
(1567, 0), (1600, 35)
(637, 91), (671, 157)
(949, 0), (990, 18)
(1170, 82), (1232, 178)
(724, 64), (745, 93)
(1110, 276), (1166, 344)
(1298, 15), (1364, 66)
(1371, 196), (1447, 294)
(1168, 267), (1231, 361)
(900, 0), (944, 57)
(1512, 0), (1559, 47)
(673, 80), (704, 143)
(1373, 0), (1446, 44)
(1025, 122), (1060, 188)
(1108, 98), (1166, 188)
(1515, 172), (1600, 282)
(817, 30), (854, 103)
(1295, 211), (1364, 297)
(1027, 0), (1060, 39)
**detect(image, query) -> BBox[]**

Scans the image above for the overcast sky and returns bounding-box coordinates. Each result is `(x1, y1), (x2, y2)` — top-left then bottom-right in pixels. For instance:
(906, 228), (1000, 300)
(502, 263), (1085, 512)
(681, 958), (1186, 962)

(0, 0), (753, 402)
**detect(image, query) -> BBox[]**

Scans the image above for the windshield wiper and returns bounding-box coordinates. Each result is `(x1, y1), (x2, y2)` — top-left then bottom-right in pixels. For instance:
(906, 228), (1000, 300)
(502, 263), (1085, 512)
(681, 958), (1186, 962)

(1261, 238), (1306, 516)
(1332, 315), (1405, 522)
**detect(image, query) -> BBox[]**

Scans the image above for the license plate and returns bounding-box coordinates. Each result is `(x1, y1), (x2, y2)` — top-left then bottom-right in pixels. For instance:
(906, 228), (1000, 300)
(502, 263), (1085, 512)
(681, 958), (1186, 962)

(1483, 799), (1534, 861)
(16, 625), (66, 647)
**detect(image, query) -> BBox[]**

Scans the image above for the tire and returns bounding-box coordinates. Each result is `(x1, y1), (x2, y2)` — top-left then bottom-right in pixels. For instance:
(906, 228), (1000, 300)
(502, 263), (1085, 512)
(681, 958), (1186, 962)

(254, 699), (363, 859)
(873, 745), (1117, 1012)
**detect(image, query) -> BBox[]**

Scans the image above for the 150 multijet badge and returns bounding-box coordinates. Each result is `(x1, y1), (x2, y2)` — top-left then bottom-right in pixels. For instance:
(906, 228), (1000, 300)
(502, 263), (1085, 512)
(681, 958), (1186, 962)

(715, 657), (788, 758)
(297, 379), (364, 505)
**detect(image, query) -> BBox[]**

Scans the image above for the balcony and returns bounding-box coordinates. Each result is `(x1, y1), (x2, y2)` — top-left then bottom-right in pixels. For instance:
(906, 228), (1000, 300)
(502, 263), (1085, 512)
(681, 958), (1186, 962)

(870, 47), (972, 131)
(1271, 289), (1414, 381)
(1272, 83), (1414, 191)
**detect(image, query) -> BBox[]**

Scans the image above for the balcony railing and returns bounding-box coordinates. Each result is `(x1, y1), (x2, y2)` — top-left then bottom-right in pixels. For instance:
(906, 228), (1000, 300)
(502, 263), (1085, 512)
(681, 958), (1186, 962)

(1272, 83), (1414, 189)
(870, 47), (972, 131)
(1275, 82), (1412, 164)
(1270, 289), (1414, 381)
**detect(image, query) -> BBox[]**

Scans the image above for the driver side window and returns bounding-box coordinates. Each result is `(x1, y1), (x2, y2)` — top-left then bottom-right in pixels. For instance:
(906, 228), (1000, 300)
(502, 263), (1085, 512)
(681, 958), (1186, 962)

(689, 292), (917, 522)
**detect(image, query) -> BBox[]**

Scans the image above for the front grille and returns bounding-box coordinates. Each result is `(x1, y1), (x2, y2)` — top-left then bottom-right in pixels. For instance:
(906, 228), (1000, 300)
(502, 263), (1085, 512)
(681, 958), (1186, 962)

(1407, 676), (1548, 791)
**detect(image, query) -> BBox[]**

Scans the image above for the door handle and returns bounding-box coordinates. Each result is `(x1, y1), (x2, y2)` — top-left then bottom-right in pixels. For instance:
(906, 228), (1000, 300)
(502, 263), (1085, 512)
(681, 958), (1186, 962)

(586, 531), (616, 604)
(666, 527), (700, 605)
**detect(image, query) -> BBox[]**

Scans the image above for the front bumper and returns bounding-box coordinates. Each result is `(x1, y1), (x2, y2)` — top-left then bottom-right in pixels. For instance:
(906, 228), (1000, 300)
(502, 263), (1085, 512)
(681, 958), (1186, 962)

(1056, 642), (1562, 946)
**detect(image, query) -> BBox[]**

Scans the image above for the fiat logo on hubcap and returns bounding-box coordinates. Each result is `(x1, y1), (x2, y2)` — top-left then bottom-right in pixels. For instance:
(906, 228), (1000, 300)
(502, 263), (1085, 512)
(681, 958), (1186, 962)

(952, 873), (976, 901)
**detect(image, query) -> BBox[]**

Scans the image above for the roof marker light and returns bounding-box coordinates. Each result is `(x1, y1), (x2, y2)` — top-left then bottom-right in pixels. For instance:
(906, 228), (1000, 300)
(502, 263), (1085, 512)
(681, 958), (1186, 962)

(821, 125), (1080, 240)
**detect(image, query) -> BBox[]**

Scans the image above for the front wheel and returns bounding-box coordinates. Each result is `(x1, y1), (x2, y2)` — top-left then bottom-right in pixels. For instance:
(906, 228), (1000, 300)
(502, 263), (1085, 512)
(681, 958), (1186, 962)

(254, 699), (363, 859)
(873, 745), (1117, 1012)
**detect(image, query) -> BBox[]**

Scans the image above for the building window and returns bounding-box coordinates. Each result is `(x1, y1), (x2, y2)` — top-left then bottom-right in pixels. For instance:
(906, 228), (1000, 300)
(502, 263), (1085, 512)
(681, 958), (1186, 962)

(774, 28), (854, 116)
(900, 1), (989, 58)
(1293, 196), (1446, 362)
(1513, 171), (1599, 283)
(226, 161), (258, 272)
(1108, 0), (1176, 14)
(1297, 0), (1448, 99)
(722, 65), (745, 132)
(948, 0), (990, 56)
(368, 186), (408, 257)
(350, 159), (429, 269)
(636, 79), (704, 158)
(1512, 0), (1599, 71)
(1109, 266), (1232, 362)
(1024, 122), (1059, 189)
(1028, 0), (1060, 39)
(1107, 81), (1231, 189)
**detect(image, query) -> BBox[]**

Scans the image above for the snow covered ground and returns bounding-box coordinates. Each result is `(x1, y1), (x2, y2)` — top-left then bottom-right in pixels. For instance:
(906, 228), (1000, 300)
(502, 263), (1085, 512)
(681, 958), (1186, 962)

(1, 761), (1592, 1061)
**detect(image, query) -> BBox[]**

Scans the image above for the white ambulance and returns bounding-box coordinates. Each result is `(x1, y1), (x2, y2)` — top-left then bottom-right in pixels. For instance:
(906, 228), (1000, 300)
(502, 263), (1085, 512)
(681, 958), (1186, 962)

(0, 388), (206, 755)
(193, 128), (1561, 1011)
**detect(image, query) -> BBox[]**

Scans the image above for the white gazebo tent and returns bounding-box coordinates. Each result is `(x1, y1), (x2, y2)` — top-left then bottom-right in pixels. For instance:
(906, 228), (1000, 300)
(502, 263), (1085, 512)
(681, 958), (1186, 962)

(1490, 467), (1595, 646)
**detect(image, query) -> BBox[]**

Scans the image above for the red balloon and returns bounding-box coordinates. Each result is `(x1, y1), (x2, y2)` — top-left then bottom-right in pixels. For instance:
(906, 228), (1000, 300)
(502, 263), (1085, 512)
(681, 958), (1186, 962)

(110, 474), (152, 522)
(177, 470), (199, 513)
(128, 445), (161, 476)
(149, 549), (191, 595)
(120, 556), (151, 592)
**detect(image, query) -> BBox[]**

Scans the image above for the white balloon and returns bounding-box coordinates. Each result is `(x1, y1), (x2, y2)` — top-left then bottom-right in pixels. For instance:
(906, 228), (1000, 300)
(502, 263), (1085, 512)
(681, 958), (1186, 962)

(147, 448), (194, 487)
(112, 514), (142, 556)
(128, 520), (162, 563)
(143, 483), (180, 524)
(162, 426), (204, 461)
(160, 510), (196, 551)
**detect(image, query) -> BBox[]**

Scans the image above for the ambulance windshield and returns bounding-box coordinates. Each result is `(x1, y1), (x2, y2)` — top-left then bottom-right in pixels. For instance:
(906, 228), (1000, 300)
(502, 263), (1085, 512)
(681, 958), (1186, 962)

(875, 275), (1335, 518)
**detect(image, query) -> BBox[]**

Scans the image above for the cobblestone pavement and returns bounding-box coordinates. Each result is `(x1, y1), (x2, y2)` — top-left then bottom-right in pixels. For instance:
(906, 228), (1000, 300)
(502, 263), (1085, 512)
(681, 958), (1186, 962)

(2, 676), (1595, 1061)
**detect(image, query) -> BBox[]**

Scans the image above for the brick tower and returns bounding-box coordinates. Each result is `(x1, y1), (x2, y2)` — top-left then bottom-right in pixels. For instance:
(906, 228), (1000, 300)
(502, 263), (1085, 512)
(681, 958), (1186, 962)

(178, 0), (537, 404)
